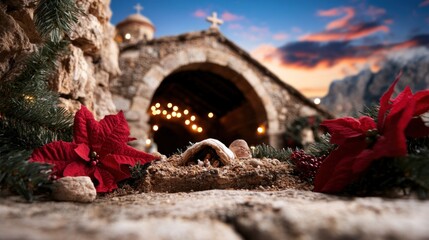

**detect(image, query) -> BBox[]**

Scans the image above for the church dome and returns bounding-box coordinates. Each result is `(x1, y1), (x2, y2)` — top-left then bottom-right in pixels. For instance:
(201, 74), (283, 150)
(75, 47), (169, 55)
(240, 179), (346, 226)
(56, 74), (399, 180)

(116, 11), (155, 43)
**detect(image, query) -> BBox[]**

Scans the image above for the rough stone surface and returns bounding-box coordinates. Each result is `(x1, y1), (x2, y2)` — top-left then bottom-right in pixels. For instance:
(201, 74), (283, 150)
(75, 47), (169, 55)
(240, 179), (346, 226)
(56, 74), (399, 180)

(0, 0), (118, 119)
(51, 176), (96, 203)
(1, 190), (429, 239)
(140, 155), (310, 193)
(229, 139), (252, 159)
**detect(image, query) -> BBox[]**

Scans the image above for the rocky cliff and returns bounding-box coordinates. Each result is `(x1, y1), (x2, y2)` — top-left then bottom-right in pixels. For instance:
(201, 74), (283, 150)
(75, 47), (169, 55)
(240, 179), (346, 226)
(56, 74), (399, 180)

(0, 0), (119, 118)
(321, 47), (429, 117)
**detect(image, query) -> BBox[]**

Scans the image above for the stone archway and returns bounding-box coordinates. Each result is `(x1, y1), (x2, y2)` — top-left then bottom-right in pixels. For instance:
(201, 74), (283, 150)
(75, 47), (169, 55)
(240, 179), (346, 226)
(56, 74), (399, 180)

(128, 48), (279, 152)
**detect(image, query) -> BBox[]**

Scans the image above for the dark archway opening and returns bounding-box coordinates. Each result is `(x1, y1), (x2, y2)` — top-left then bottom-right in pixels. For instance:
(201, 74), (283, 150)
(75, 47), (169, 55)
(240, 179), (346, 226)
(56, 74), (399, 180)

(149, 67), (267, 155)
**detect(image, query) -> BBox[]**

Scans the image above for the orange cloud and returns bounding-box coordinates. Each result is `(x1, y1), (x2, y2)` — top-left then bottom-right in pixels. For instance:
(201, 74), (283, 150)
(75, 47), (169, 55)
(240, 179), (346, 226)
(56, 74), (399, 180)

(250, 35), (429, 97)
(222, 11), (244, 21)
(193, 9), (207, 18)
(325, 7), (355, 30)
(300, 24), (389, 42)
(272, 33), (289, 41)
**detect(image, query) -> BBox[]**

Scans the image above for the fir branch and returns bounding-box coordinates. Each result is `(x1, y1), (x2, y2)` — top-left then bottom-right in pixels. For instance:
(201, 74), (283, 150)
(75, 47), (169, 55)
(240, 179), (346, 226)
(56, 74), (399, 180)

(251, 144), (293, 162)
(35, 0), (80, 42)
(306, 134), (335, 157)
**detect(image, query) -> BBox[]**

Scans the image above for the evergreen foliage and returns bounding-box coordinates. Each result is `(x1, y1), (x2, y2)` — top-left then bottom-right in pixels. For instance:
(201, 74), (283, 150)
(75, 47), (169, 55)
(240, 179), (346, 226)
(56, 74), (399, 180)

(251, 144), (292, 163)
(0, 0), (79, 201)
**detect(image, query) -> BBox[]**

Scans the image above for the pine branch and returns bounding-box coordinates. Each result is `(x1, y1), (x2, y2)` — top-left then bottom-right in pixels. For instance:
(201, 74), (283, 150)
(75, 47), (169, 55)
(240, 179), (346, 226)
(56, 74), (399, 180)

(306, 134), (335, 157)
(0, 0), (79, 201)
(251, 144), (293, 163)
(35, 0), (79, 42)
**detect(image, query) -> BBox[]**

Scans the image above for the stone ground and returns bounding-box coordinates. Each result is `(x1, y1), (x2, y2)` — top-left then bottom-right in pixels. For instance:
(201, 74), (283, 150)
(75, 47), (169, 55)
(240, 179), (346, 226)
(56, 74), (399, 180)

(1, 189), (429, 240)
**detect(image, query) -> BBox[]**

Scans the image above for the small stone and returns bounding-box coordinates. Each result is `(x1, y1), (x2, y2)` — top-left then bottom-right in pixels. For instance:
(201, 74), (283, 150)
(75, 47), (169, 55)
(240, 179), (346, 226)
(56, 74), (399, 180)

(229, 139), (252, 159)
(249, 159), (262, 167)
(51, 176), (96, 203)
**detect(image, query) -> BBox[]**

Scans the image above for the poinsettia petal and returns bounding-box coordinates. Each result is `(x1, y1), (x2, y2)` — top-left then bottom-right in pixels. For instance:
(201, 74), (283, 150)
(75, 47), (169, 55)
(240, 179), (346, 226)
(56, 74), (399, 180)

(95, 111), (131, 157)
(94, 168), (117, 193)
(314, 139), (367, 193)
(413, 90), (429, 116)
(405, 117), (429, 138)
(381, 87), (414, 156)
(321, 116), (375, 145)
(377, 72), (401, 131)
(115, 144), (158, 165)
(74, 143), (90, 162)
(73, 105), (97, 145)
(100, 155), (131, 181)
(30, 141), (79, 177)
(63, 161), (95, 177)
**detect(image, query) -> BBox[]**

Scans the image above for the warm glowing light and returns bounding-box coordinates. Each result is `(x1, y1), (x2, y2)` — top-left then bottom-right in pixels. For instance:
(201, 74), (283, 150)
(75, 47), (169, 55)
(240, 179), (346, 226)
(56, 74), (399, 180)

(173, 106), (178, 111)
(151, 106), (156, 111)
(167, 103), (172, 108)
(172, 112), (177, 117)
(185, 120), (190, 125)
(152, 125), (159, 131)
(145, 139), (151, 146)
(197, 127), (203, 133)
(124, 33), (131, 40)
(190, 115), (196, 121)
(23, 95), (35, 103)
(156, 110), (161, 115)
(162, 110), (167, 115)
(152, 111), (157, 116)
(155, 103), (160, 108)
(208, 112), (214, 118)
(192, 124), (197, 130)
(177, 113), (182, 118)
(184, 109), (189, 115)
(314, 98), (321, 105)
(257, 126), (265, 134)
(166, 114), (172, 119)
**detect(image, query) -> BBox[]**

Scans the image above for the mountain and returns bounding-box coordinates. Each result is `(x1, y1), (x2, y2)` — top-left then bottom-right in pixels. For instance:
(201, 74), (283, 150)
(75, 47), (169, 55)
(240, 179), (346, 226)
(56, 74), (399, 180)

(321, 47), (429, 117)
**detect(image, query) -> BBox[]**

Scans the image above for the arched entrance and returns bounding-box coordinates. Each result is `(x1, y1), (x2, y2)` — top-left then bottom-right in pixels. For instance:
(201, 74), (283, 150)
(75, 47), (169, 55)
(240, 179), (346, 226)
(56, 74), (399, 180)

(148, 63), (269, 155)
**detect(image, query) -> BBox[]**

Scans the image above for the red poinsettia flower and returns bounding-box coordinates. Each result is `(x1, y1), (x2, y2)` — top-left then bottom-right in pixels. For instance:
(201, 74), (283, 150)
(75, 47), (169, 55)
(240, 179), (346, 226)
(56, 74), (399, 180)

(30, 106), (157, 192)
(314, 74), (429, 193)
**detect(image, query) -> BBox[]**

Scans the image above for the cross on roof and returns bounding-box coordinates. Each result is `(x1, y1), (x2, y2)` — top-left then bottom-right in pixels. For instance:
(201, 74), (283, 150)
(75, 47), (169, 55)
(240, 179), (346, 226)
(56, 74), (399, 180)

(206, 12), (223, 30)
(134, 3), (143, 15)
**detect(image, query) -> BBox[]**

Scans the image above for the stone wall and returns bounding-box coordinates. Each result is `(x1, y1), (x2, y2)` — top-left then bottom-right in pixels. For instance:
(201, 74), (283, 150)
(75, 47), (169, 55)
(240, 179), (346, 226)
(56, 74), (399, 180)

(0, 0), (119, 119)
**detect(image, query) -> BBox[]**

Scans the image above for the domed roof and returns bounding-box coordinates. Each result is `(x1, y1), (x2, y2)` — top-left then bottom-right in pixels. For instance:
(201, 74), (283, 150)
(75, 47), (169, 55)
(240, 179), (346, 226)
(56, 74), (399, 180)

(121, 13), (154, 26)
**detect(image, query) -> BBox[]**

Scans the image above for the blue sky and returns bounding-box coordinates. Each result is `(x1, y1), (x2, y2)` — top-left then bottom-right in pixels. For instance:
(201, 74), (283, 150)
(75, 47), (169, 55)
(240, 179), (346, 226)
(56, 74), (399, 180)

(110, 0), (429, 96)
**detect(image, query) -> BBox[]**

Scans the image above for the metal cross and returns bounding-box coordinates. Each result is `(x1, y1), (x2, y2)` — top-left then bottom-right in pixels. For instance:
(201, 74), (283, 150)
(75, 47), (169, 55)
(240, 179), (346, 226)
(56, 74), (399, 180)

(206, 12), (223, 30)
(134, 3), (143, 15)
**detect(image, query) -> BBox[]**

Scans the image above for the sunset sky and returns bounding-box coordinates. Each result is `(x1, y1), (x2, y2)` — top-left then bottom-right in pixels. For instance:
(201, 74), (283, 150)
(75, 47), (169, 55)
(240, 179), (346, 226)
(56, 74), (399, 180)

(110, 0), (429, 97)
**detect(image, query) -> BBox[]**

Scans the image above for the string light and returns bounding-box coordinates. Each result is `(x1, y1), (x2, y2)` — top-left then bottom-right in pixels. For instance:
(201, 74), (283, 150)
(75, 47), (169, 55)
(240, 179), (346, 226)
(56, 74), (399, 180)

(145, 139), (151, 146)
(155, 103), (160, 108)
(125, 33), (131, 40)
(151, 106), (156, 111)
(190, 115), (196, 121)
(177, 113), (182, 118)
(162, 110), (167, 115)
(257, 126), (265, 134)
(156, 110), (161, 115)
(172, 112), (177, 117)
(192, 124), (197, 130)
(185, 120), (190, 125)
(166, 114), (171, 119)
(152, 125), (159, 131)
(184, 109), (189, 115)
(208, 112), (214, 118)
(197, 127), (203, 133)
(173, 106), (178, 111)
(167, 103), (172, 108)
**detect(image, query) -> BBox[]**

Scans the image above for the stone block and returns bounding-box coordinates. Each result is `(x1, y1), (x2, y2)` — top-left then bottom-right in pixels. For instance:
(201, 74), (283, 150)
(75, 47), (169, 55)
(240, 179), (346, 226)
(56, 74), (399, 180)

(51, 176), (96, 203)
(112, 95), (131, 111)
